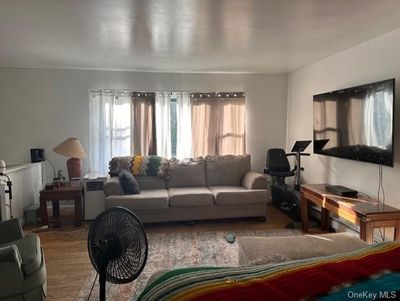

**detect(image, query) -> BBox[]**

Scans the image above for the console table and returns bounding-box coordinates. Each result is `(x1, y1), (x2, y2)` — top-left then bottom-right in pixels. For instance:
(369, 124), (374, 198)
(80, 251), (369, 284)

(301, 184), (400, 244)
(39, 185), (84, 227)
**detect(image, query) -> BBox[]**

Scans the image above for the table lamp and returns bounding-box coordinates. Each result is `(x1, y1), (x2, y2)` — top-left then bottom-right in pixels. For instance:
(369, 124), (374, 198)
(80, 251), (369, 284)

(53, 137), (87, 180)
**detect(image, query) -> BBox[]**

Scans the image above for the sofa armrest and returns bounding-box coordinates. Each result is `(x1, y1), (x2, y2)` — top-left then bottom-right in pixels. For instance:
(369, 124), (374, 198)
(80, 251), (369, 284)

(0, 245), (22, 267)
(0, 245), (24, 295)
(0, 218), (23, 244)
(104, 177), (124, 197)
(241, 171), (267, 190)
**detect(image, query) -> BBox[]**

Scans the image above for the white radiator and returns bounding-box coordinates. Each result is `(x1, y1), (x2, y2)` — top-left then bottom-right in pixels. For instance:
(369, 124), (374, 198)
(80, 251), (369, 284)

(84, 177), (106, 220)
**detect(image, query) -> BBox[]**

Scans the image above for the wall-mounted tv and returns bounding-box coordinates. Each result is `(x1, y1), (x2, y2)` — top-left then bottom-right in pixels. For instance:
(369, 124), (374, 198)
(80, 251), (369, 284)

(313, 79), (395, 167)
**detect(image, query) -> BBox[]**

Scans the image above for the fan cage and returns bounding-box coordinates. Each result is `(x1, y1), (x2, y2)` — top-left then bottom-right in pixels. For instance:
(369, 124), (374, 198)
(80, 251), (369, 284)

(88, 207), (148, 284)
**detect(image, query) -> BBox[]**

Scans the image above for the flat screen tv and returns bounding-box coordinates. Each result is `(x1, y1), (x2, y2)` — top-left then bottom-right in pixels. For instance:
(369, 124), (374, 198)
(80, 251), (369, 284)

(313, 79), (395, 167)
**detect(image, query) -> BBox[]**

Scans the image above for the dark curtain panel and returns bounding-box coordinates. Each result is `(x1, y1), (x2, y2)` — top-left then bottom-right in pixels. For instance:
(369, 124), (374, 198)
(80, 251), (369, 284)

(132, 93), (157, 155)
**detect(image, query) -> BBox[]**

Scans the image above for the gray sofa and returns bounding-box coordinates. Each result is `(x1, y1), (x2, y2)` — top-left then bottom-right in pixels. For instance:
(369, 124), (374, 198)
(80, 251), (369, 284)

(104, 155), (268, 223)
(0, 218), (47, 301)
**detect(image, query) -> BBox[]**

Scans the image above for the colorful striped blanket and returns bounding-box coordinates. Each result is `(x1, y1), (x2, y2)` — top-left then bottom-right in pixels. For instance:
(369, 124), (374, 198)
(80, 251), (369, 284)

(138, 242), (400, 301)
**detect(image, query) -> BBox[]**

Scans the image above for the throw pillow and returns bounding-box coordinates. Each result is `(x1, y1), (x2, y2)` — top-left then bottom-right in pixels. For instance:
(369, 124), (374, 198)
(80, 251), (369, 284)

(118, 170), (140, 195)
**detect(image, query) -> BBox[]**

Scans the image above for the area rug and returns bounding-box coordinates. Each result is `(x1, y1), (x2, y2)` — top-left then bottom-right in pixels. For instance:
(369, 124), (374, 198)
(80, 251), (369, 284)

(75, 229), (302, 301)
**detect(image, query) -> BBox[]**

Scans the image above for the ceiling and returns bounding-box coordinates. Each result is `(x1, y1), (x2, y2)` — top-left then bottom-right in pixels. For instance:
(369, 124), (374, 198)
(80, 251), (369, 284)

(1, 0), (400, 73)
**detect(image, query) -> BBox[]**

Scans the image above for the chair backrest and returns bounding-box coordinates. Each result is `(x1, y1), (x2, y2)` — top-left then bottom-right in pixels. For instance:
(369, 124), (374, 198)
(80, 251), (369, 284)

(266, 148), (290, 172)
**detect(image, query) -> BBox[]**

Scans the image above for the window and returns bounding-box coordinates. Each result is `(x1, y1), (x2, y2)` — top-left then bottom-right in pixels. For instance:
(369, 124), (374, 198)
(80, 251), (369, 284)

(89, 90), (245, 174)
(89, 91), (155, 174)
(155, 92), (192, 158)
(191, 92), (246, 157)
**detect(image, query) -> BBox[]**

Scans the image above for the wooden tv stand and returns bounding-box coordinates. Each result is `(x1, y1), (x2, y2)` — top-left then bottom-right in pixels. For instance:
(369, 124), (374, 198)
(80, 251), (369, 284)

(301, 184), (400, 244)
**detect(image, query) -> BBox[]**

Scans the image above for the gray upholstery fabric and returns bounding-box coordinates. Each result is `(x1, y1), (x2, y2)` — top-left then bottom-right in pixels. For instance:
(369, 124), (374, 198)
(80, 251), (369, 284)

(11, 234), (41, 276)
(168, 159), (206, 188)
(104, 155), (269, 223)
(124, 204), (267, 223)
(0, 218), (23, 244)
(103, 177), (124, 196)
(136, 176), (166, 190)
(238, 233), (368, 266)
(106, 189), (169, 210)
(169, 187), (214, 207)
(205, 155), (250, 186)
(209, 186), (267, 206)
(104, 176), (166, 196)
(0, 245), (21, 265)
(0, 218), (47, 301)
(241, 171), (267, 190)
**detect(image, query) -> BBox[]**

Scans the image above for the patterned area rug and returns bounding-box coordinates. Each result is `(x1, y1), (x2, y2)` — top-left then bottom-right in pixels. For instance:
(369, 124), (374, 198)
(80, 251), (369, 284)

(75, 229), (302, 301)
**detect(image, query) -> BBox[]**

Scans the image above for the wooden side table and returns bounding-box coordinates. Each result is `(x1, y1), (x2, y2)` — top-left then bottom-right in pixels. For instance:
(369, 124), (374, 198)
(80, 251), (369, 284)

(301, 184), (400, 244)
(40, 185), (84, 227)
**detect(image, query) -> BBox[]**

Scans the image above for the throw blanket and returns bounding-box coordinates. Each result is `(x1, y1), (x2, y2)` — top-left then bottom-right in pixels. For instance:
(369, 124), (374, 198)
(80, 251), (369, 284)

(138, 242), (400, 301)
(109, 155), (168, 177)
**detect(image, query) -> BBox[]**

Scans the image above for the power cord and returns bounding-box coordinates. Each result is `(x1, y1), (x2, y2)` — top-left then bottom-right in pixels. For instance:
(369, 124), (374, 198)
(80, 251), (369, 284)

(44, 155), (56, 181)
(377, 165), (386, 242)
(87, 272), (99, 301)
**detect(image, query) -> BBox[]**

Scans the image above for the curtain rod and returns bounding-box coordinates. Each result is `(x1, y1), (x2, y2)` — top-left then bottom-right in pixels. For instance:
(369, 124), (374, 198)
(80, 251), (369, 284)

(190, 92), (245, 99)
(89, 90), (245, 99)
(89, 90), (155, 97)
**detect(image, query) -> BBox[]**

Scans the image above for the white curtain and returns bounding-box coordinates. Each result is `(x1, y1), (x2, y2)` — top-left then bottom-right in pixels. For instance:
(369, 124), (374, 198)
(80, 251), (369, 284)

(175, 92), (192, 158)
(155, 92), (172, 158)
(89, 91), (131, 175)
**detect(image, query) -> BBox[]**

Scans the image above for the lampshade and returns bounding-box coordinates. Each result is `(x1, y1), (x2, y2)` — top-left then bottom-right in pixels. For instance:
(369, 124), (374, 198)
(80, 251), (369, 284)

(53, 137), (87, 159)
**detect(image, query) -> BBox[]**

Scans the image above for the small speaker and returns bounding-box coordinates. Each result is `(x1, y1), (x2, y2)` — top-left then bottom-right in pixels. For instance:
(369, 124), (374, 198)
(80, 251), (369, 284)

(30, 148), (45, 163)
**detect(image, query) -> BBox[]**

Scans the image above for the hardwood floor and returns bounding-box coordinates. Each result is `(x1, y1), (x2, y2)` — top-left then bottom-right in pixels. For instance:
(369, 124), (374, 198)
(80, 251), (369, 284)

(30, 206), (296, 301)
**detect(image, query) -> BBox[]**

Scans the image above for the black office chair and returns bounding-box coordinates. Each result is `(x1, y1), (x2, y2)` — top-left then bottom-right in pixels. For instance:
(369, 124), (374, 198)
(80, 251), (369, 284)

(264, 148), (295, 180)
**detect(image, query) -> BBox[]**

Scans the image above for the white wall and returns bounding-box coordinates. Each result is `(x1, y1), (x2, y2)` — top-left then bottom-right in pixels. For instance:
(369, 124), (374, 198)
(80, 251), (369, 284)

(287, 28), (400, 207)
(0, 69), (287, 177)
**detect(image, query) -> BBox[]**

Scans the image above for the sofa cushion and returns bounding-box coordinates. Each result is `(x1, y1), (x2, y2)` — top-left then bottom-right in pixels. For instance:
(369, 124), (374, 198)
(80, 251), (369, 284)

(118, 170), (140, 194)
(168, 158), (206, 188)
(12, 234), (41, 276)
(106, 189), (169, 210)
(136, 176), (166, 190)
(169, 187), (214, 207)
(205, 155), (251, 186)
(209, 186), (267, 206)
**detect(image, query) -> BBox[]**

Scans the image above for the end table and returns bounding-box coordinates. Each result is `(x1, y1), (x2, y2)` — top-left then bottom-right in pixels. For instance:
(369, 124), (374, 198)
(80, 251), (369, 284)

(40, 185), (84, 227)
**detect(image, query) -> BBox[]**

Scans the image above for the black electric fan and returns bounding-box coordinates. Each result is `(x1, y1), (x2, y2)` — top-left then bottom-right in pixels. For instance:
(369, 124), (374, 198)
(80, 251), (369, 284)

(88, 207), (148, 301)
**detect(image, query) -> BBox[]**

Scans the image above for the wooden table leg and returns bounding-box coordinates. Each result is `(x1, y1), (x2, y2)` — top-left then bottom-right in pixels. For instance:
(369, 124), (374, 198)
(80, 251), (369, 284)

(40, 197), (48, 226)
(395, 221), (400, 241)
(75, 197), (83, 227)
(360, 220), (374, 244)
(321, 208), (330, 231)
(301, 193), (309, 233)
(52, 200), (60, 217)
